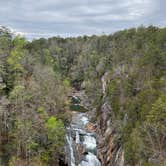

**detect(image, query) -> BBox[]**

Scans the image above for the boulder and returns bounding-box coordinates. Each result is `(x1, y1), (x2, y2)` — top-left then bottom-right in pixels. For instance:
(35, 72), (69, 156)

(85, 122), (96, 132)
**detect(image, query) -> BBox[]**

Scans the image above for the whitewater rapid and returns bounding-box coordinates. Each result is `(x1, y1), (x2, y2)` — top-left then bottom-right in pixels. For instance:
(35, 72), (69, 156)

(66, 113), (101, 166)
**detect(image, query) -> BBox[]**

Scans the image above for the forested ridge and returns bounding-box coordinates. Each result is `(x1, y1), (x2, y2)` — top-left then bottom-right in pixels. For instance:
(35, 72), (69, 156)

(0, 26), (165, 165)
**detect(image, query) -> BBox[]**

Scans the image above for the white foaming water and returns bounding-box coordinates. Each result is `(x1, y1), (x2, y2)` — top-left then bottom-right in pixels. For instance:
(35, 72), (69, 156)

(66, 132), (75, 166)
(66, 113), (100, 166)
(76, 131), (80, 144)
(79, 152), (101, 166)
(81, 116), (89, 125)
(83, 135), (97, 151)
(73, 113), (89, 128)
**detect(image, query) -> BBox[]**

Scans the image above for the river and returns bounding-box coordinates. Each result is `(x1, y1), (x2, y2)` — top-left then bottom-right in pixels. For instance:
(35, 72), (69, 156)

(66, 112), (101, 166)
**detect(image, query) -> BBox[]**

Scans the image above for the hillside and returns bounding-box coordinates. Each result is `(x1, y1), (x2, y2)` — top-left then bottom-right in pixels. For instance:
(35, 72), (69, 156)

(0, 26), (165, 166)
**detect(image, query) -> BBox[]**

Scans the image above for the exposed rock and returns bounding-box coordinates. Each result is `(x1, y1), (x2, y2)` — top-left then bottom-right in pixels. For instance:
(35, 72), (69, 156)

(96, 101), (124, 166)
(85, 122), (96, 133)
(80, 81), (86, 89)
(97, 102), (112, 135)
(149, 158), (161, 165)
(0, 76), (6, 89)
(101, 72), (110, 97)
(76, 143), (86, 155)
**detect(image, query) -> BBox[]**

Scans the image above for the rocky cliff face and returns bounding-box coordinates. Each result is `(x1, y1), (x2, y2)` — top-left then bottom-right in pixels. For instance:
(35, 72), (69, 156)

(95, 72), (124, 166)
(96, 101), (124, 166)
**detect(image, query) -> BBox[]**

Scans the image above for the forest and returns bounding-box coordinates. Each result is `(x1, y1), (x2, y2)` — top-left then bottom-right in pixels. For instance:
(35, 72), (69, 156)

(0, 25), (165, 165)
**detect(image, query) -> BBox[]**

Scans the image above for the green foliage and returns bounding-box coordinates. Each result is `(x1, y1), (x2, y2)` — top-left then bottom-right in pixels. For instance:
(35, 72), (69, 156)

(37, 106), (44, 113)
(40, 151), (50, 163)
(9, 85), (25, 99)
(0, 32), (12, 56)
(5, 36), (28, 90)
(45, 116), (65, 153)
(13, 36), (27, 48)
(147, 93), (166, 126)
(7, 49), (24, 71)
(7, 36), (27, 72)
(46, 116), (65, 140)
(63, 79), (70, 87)
(124, 128), (144, 165)
(107, 80), (120, 114)
(40, 48), (54, 65)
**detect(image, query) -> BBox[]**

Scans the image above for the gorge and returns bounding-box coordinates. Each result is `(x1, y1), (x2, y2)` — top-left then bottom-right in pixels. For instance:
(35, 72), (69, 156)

(0, 26), (165, 166)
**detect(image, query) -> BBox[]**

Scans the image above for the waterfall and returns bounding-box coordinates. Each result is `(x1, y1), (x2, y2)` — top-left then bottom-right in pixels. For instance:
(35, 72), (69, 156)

(83, 134), (97, 153)
(65, 113), (101, 166)
(76, 131), (80, 144)
(66, 128), (75, 166)
(79, 152), (101, 166)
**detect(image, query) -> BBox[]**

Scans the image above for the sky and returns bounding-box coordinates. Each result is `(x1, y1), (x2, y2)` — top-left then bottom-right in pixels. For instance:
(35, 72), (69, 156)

(0, 0), (165, 40)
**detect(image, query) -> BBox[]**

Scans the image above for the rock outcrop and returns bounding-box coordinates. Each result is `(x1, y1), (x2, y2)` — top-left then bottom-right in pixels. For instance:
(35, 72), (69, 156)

(94, 72), (124, 166)
(96, 101), (124, 166)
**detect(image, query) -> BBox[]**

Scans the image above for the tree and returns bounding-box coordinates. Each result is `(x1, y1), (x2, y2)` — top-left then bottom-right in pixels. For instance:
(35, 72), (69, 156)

(43, 116), (65, 164)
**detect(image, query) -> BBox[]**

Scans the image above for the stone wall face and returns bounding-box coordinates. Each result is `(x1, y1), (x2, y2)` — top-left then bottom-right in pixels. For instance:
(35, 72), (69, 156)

(96, 102), (124, 166)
